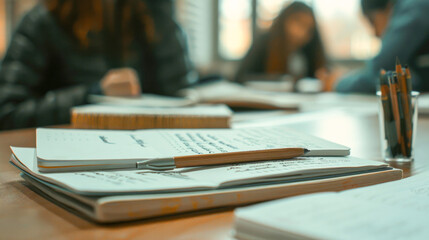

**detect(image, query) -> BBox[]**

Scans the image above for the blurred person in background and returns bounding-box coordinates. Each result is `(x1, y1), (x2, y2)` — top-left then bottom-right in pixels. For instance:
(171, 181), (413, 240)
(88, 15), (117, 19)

(235, 1), (330, 88)
(0, 0), (196, 130)
(335, 0), (429, 93)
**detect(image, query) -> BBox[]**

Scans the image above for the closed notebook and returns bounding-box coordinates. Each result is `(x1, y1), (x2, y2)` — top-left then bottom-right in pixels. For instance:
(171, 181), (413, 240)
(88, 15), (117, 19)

(71, 104), (232, 130)
(35, 126), (350, 172)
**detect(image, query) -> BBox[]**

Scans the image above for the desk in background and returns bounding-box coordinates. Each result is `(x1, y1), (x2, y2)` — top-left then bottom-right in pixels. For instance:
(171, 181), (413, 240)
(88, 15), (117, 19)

(1, 109), (429, 240)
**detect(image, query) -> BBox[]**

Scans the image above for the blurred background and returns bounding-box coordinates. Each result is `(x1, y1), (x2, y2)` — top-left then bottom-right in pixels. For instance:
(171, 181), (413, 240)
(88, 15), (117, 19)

(0, 0), (380, 79)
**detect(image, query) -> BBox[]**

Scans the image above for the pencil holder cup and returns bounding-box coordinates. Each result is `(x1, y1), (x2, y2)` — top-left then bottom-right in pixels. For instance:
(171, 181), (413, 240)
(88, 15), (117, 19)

(377, 91), (419, 162)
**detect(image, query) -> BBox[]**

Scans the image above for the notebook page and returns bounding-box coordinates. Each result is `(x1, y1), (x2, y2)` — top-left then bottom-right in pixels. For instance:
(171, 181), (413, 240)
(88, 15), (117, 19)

(343, 171), (429, 211)
(37, 129), (162, 161)
(37, 127), (349, 162)
(89, 94), (195, 107)
(181, 156), (387, 186)
(149, 126), (349, 157)
(14, 147), (379, 194)
(235, 172), (429, 240)
(72, 104), (232, 116)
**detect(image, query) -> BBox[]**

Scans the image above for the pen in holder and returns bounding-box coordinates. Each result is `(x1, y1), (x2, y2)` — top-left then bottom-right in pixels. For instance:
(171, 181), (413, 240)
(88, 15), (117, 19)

(377, 58), (419, 162)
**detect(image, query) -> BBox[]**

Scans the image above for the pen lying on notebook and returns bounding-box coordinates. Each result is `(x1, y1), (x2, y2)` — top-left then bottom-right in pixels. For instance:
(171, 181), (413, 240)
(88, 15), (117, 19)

(136, 148), (309, 170)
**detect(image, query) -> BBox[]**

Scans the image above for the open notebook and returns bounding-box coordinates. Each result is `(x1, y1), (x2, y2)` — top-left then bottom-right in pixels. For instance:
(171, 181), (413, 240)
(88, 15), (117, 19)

(36, 126), (350, 172)
(11, 147), (401, 223)
(180, 81), (316, 110)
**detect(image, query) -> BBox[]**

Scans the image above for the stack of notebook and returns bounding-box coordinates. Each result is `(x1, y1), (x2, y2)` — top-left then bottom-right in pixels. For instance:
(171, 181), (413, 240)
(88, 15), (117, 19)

(10, 126), (402, 223)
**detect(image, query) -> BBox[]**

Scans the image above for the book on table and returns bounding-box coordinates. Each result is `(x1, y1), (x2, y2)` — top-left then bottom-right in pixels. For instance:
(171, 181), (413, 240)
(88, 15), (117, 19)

(71, 104), (232, 130)
(183, 81), (378, 112)
(35, 126), (350, 172)
(90, 81), (313, 110)
(233, 171), (429, 240)
(10, 147), (402, 223)
(179, 81), (316, 110)
(90, 81), (378, 111)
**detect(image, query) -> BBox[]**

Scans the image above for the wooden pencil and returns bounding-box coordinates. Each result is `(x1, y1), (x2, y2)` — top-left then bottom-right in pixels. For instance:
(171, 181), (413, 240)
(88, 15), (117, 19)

(396, 58), (412, 156)
(174, 148), (308, 168)
(388, 73), (407, 156)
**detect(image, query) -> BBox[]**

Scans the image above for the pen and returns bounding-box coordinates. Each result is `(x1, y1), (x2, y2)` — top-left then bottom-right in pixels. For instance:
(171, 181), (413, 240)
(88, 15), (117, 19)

(136, 148), (309, 170)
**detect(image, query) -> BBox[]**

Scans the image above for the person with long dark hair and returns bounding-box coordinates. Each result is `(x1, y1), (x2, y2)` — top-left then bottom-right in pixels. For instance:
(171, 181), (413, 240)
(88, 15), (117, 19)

(235, 1), (328, 84)
(0, 0), (197, 130)
(335, 0), (429, 93)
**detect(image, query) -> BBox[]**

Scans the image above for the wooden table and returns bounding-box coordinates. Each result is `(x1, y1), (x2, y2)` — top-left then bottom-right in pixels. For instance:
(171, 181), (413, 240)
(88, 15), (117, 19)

(1, 110), (429, 240)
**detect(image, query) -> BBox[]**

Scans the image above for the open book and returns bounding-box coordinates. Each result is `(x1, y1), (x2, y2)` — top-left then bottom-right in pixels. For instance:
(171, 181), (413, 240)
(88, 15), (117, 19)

(71, 104), (232, 130)
(234, 171), (429, 240)
(10, 147), (402, 223)
(90, 81), (377, 111)
(36, 126), (350, 172)
(180, 81), (316, 110)
(90, 81), (313, 110)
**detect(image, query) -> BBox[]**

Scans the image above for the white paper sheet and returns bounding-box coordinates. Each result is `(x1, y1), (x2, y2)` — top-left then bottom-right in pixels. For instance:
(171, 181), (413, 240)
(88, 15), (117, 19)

(235, 172), (429, 240)
(72, 104), (232, 116)
(89, 94), (195, 108)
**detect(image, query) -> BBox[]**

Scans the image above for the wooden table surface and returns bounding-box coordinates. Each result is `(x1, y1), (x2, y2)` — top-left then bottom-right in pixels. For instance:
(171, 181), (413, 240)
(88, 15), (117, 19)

(1, 110), (429, 240)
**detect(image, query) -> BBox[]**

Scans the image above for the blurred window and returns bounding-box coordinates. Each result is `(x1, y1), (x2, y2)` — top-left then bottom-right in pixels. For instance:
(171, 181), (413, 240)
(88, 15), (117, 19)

(218, 0), (381, 61)
(218, 0), (253, 60)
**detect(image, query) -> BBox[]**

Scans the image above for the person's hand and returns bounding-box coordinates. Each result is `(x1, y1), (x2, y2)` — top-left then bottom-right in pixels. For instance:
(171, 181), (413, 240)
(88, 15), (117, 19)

(316, 68), (341, 92)
(100, 68), (141, 97)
